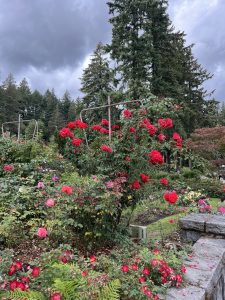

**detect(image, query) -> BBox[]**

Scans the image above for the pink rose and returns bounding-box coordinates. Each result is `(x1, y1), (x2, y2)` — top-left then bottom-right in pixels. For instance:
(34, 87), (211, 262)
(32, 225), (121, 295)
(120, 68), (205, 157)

(37, 227), (47, 238)
(45, 198), (55, 207)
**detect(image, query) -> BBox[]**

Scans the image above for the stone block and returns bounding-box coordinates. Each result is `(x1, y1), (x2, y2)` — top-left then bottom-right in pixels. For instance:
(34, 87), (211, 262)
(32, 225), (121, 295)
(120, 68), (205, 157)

(181, 229), (204, 242)
(179, 214), (213, 232)
(205, 215), (225, 235)
(166, 286), (205, 300)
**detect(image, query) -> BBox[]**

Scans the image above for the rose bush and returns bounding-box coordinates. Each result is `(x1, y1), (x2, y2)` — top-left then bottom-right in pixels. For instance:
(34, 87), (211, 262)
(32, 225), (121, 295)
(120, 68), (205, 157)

(58, 104), (183, 229)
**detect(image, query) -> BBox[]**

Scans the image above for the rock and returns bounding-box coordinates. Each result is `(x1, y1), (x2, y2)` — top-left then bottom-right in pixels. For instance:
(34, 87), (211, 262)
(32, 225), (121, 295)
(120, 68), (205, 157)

(179, 213), (213, 232)
(206, 215), (225, 235)
(166, 286), (205, 300)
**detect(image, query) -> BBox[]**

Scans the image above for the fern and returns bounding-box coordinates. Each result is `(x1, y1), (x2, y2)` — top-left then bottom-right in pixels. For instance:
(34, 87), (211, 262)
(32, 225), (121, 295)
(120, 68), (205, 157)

(52, 278), (86, 300)
(98, 279), (121, 300)
(0, 289), (46, 300)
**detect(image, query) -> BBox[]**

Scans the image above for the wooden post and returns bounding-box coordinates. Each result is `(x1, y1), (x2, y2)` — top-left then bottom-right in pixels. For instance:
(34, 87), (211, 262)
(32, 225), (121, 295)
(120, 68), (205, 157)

(108, 95), (112, 142)
(17, 114), (21, 141)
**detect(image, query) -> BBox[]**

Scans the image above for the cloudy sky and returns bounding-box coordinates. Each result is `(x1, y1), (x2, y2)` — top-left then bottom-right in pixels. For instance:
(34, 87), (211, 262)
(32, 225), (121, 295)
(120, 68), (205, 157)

(0, 0), (224, 101)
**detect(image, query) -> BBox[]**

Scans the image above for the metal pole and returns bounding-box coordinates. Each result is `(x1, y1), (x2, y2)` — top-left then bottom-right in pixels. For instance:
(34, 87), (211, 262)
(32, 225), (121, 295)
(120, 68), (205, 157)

(17, 114), (21, 141)
(108, 95), (111, 142)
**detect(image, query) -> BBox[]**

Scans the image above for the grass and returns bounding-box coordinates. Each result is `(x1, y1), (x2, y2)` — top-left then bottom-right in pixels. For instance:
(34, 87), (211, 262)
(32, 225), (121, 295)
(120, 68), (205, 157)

(147, 212), (186, 240)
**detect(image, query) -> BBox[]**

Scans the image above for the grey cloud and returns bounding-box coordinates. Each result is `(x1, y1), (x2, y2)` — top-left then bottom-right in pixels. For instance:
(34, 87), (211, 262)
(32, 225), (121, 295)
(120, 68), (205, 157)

(0, 0), (224, 101)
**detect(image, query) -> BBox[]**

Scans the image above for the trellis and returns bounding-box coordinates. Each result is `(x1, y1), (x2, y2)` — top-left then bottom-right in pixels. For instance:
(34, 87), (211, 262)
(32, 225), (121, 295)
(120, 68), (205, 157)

(80, 96), (143, 147)
(1, 114), (39, 141)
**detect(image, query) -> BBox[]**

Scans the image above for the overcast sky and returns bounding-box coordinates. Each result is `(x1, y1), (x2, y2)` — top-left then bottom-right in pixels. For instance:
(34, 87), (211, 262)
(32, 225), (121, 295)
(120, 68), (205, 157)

(0, 0), (224, 101)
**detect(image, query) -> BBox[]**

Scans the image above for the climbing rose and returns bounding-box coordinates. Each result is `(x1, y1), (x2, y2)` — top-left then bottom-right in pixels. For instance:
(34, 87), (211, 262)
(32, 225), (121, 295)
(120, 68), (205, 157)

(218, 207), (225, 214)
(173, 132), (182, 143)
(92, 124), (102, 131)
(149, 150), (164, 165)
(37, 227), (47, 238)
(129, 127), (136, 133)
(160, 178), (168, 186)
(123, 109), (132, 118)
(9, 280), (18, 291)
(61, 185), (73, 194)
(32, 266), (40, 277)
(45, 198), (55, 207)
(121, 265), (129, 273)
(140, 173), (149, 183)
(158, 133), (166, 142)
(124, 155), (130, 161)
(101, 144), (112, 153)
(112, 124), (120, 130)
(74, 119), (88, 129)
(67, 121), (76, 129)
(3, 165), (14, 171)
(81, 271), (88, 277)
(130, 180), (141, 189)
(71, 138), (82, 146)
(164, 191), (178, 204)
(51, 292), (61, 300)
(59, 127), (74, 138)
(166, 118), (173, 128)
(158, 118), (167, 129)
(100, 128), (109, 134)
(180, 266), (186, 273)
(16, 282), (26, 291)
(101, 119), (109, 126)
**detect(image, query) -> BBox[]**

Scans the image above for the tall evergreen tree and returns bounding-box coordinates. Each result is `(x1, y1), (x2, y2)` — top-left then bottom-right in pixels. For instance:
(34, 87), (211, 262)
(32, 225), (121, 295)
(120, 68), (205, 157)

(107, 0), (153, 98)
(80, 42), (115, 122)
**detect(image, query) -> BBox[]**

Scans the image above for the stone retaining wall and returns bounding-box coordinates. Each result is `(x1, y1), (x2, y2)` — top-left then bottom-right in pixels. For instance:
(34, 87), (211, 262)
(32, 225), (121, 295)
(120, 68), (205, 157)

(166, 237), (225, 299)
(164, 214), (225, 299)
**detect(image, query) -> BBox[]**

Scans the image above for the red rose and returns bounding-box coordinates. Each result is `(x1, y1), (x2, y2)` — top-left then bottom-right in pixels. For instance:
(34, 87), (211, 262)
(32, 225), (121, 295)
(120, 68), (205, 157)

(51, 292), (61, 300)
(180, 266), (186, 273)
(90, 255), (97, 263)
(10, 280), (18, 291)
(15, 261), (23, 270)
(142, 267), (150, 276)
(59, 128), (74, 138)
(8, 264), (17, 276)
(158, 118), (167, 129)
(160, 178), (168, 186)
(31, 266), (40, 277)
(81, 271), (88, 277)
(158, 133), (166, 142)
(100, 128), (109, 134)
(149, 150), (164, 165)
(101, 144), (112, 153)
(121, 265), (129, 273)
(139, 276), (146, 283)
(129, 127), (136, 133)
(61, 185), (73, 195)
(16, 282), (26, 291)
(112, 124), (120, 130)
(101, 119), (109, 126)
(74, 119), (88, 129)
(140, 173), (149, 183)
(131, 264), (138, 270)
(3, 165), (14, 171)
(92, 124), (102, 131)
(71, 138), (82, 146)
(123, 109), (132, 118)
(130, 180), (141, 189)
(164, 191), (178, 204)
(67, 121), (76, 129)
(166, 118), (173, 128)
(20, 276), (29, 284)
